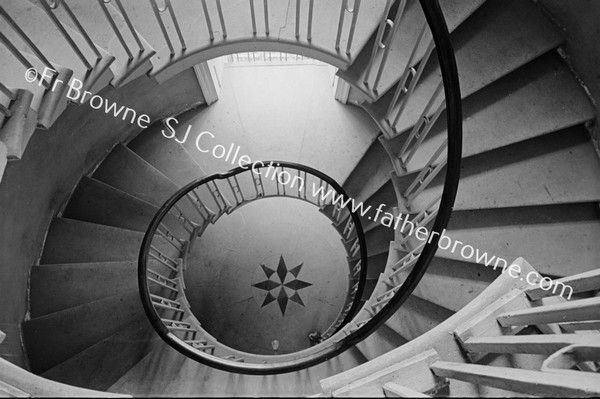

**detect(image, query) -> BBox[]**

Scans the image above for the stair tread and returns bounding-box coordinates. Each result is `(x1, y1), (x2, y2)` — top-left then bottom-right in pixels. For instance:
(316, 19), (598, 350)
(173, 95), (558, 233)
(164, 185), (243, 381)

(41, 317), (155, 392)
(404, 127), (600, 211)
(350, 50), (594, 205)
(384, 295), (454, 341)
(2, 0), (115, 87)
(368, 0), (563, 130)
(400, 52), (596, 174)
(127, 123), (206, 187)
(63, 176), (160, 232)
(23, 291), (145, 374)
(412, 257), (499, 312)
(109, 341), (365, 396)
(43, 0), (156, 87)
(93, 144), (180, 207)
(40, 218), (146, 264)
(438, 203), (600, 276)
(356, 323), (408, 360)
(340, 0), (486, 101)
(30, 261), (138, 318)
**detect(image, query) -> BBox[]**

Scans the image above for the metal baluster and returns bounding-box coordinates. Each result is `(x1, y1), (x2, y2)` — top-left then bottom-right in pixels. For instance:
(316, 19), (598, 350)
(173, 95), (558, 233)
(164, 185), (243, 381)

(345, 0), (361, 55)
(303, 171), (308, 199)
(226, 175), (244, 206)
(350, 238), (360, 258)
(149, 0), (174, 55)
(165, 0), (186, 50)
(398, 80), (444, 161)
(402, 99), (445, 168)
(362, 0), (393, 85)
(114, 0), (144, 54)
(404, 140), (448, 205)
(295, 0), (301, 39)
(373, 0), (406, 93)
(150, 294), (183, 311)
(156, 225), (184, 251)
(97, 0), (133, 60)
(148, 269), (178, 288)
(149, 247), (179, 273)
(307, 0), (314, 41)
(296, 170), (303, 198)
(61, 0), (103, 62)
(215, 0), (227, 39)
(263, 0), (269, 35)
(251, 168), (265, 198)
(0, 6), (56, 70)
(352, 260), (361, 277)
(280, 167), (286, 196)
(249, 0), (257, 35)
(169, 205), (195, 234)
(0, 83), (16, 101)
(200, 0), (214, 41)
(385, 20), (427, 122)
(0, 32), (51, 89)
(334, 0), (348, 50)
(38, 0), (92, 70)
(0, 103), (10, 118)
(392, 39), (436, 129)
(185, 191), (213, 224)
(343, 217), (354, 237)
(206, 181), (230, 215)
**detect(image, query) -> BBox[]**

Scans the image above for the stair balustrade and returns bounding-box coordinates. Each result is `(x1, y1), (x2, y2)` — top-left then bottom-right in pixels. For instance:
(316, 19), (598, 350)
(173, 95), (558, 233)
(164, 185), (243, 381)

(139, 161), (371, 373)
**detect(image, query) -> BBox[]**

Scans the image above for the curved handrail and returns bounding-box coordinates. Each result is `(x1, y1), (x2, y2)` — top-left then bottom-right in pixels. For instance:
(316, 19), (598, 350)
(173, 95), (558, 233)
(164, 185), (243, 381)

(139, 161), (368, 373)
(139, 0), (461, 376)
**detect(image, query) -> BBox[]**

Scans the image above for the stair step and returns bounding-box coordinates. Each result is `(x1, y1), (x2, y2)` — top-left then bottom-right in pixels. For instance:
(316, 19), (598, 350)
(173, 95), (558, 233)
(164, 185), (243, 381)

(343, 139), (391, 201)
(330, 349), (444, 397)
(93, 144), (180, 207)
(3, 0), (116, 91)
(340, 0), (486, 101)
(356, 323), (408, 360)
(347, 49), (595, 205)
(365, 225), (394, 257)
(399, 126), (600, 212)
(40, 218), (145, 264)
(127, 123), (206, 187)
(41, 317), (156, 392)
(440, 203), (600, 277)
(376, 0), (563, 134)
(463, 334), (598, 356)
(109, 339), (365, 396)
(383, 382), (431, 398)
(63, 176), (160, 232)
(398, 52), (596, 175)
(367, 252), (389, 279)
(430, 361), (600, 397)
(23, 291), (145, 374)
(42, 0), (156, 87)
(384, 295), (453, 341)
(30, 261), (137, 317)
(412, 257), (499, 312)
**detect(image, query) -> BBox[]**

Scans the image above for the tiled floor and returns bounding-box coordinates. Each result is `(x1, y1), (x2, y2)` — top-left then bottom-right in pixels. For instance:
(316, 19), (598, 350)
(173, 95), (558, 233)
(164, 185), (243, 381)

(185, 198), (349, 355)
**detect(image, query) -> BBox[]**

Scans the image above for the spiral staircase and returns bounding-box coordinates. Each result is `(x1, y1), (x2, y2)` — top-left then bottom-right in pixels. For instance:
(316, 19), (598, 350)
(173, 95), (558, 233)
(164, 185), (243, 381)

(1, 0), (600, 397)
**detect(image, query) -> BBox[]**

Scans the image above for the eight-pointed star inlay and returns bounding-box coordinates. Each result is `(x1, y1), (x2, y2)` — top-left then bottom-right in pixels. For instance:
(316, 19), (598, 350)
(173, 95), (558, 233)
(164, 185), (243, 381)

(252, 255), (312, 316)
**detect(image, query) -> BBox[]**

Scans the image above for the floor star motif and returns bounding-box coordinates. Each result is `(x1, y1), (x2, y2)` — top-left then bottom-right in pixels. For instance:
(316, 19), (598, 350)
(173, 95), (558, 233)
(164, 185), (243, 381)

(252, 255), (312, 316)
